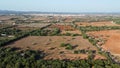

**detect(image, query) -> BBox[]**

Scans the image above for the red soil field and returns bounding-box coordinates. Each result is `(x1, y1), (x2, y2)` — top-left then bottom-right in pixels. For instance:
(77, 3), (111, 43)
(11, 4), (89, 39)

(75, 21), (120, 26)
(87, 30), (120, 57)
(49, 25), (75, 31)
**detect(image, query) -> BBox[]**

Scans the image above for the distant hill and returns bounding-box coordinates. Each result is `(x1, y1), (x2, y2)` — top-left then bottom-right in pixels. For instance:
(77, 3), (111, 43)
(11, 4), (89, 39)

(0, 10), (24, 15)
(0, 10), (84, 15)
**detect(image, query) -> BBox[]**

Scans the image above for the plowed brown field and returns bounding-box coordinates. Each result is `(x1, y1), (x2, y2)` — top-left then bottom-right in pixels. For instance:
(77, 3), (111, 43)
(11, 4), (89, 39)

(87, 30), (120, 56)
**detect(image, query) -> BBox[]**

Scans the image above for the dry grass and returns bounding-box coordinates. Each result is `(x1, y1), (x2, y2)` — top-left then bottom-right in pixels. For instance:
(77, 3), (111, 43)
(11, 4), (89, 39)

(5, 36), (105, 60)
(61, 30), (81, 34)
(75, 21), (120, 26)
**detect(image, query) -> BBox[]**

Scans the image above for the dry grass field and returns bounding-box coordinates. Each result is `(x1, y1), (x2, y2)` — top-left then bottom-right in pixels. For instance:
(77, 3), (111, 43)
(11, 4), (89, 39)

(61, 30), (81, 34)
(49, 25), (75, 31)
(16, 23), (51, 28)
(75, 21), (120, 26)
(6, 36), (106, 60)
(47, 24), (82, 34)
(0, 15), (15, 20)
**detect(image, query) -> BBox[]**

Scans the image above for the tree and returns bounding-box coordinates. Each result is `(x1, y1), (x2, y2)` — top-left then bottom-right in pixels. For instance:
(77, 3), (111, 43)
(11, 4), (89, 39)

(15, 62), (22, 68)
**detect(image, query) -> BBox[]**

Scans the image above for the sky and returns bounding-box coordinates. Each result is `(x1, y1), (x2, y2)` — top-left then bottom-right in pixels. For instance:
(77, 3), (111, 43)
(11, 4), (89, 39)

(0, 0), (120, 12)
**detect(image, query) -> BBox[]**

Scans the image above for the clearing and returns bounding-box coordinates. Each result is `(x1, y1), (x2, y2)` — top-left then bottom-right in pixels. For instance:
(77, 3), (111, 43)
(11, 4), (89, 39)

(6, 36), (105, 60)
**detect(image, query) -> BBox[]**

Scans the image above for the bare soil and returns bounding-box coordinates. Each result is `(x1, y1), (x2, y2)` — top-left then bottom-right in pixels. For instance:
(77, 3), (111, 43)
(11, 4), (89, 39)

(6, 36), (105, 60)
(61, 30), (81, 34)
(49, 25), (75, 31)
(87, 30), (120, 56)
(75, 21), (120, 26)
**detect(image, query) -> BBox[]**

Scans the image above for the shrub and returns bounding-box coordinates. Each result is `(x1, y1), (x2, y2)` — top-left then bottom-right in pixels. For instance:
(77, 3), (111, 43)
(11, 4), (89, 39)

(60, 43), (73, 50)
(65, 44), (73, 50)
(60, 43), (67, 47)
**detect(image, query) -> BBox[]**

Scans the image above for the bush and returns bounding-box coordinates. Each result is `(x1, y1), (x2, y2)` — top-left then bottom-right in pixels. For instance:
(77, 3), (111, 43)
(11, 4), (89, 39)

(65, 44), (73, 50)
(74, 50), (79, 54)
(60, 43), (73, 50)
(60, 43), (67, 47)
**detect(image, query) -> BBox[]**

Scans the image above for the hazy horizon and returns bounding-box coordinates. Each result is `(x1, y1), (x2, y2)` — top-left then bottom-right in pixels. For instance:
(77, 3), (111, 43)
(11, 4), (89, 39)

(0, 0), (120, 13)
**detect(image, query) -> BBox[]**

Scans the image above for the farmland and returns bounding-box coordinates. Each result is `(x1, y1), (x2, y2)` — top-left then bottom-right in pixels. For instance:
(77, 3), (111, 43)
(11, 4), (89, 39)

(0, 15), (120, 68)
(48, 24), (75, 31)
(87, 30), (120, 61)
(6, 36), (105, 60)
(75, 21), (120, 27)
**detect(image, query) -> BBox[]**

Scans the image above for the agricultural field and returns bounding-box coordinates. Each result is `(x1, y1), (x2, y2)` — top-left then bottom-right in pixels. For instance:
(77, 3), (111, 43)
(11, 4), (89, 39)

(0, 22), (51, 47)
(61, 30), (81, 35)
(46, 24), (81, 35)
(0, 15), (16, 20)
(87, 30), (120, 57)
(49, 24), (75, 31)
(6, 36), (106, 60)
(75, 21), (120, 26)
(16, 23), (51, 28)
(0, 15), (120, 67)
(13, 23), (51, 31)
